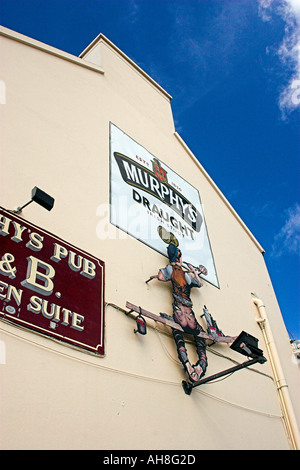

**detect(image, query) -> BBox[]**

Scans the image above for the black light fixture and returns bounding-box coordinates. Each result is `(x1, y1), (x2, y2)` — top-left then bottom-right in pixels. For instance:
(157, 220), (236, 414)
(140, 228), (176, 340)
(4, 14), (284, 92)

(15, 187), (55, 213)
(230, 331), (264, 359)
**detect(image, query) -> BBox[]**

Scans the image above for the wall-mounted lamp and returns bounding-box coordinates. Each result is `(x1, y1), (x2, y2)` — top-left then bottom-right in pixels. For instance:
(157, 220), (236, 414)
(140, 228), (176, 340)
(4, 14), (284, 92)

(134, 308), (147, 335)
(230, 331), (264, 359)
(14, 187), (55, 214)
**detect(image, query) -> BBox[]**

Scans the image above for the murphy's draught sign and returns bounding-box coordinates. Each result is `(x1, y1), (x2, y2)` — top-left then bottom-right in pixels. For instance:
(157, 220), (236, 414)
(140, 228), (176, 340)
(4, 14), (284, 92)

(0, 207), (105, 355)
(109, 123), (219, 288)
(113, 152), (203, 234)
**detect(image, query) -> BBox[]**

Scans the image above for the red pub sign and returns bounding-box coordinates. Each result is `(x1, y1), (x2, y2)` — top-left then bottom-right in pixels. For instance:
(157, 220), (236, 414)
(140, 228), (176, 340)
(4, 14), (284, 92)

(0, 207), (105, 355)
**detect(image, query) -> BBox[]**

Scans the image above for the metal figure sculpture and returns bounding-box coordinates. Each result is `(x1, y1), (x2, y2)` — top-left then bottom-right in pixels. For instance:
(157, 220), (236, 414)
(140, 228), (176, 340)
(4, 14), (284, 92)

(149, 228), (209, 382)
(126, 228), (266, 392)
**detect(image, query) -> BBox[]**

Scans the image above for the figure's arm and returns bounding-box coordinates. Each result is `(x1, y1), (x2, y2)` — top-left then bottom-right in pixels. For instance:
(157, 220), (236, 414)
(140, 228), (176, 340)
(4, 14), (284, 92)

(186, 264), (203, 287)
(146, 266), (172, 284)
(158, 265), (173, 282)
(147, 274), (159, 282)
(150, 270), (167, 282)
(158, 270), (167, 281)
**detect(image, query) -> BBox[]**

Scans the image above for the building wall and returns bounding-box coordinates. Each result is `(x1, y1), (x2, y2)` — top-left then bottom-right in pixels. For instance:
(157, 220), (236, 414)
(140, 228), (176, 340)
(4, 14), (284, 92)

(0, 27), (299, 450)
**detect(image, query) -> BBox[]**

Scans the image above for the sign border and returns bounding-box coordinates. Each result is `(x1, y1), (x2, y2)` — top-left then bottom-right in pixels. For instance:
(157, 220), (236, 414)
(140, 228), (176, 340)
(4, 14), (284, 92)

(0, 207), (106, 356)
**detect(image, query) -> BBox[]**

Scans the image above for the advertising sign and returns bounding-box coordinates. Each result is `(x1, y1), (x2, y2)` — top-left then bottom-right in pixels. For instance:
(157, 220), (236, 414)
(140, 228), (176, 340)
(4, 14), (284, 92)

(110, 123), (219, 287)
(0, 207), (105, 355)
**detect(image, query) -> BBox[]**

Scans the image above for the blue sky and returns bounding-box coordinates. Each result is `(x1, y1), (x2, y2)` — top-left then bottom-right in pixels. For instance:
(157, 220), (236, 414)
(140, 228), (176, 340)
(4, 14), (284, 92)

(0, 0), (299, 339)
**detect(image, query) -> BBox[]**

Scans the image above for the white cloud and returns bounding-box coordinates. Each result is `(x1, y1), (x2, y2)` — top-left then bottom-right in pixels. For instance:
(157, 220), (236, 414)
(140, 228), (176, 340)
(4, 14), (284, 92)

(277, 0), (300, 117)
(258, 0), (300, 118)
(251, 201), (275, 217)
(126, 0), (140, 24)
(271, 203), (300, 257)
(258, 0), (274, 21)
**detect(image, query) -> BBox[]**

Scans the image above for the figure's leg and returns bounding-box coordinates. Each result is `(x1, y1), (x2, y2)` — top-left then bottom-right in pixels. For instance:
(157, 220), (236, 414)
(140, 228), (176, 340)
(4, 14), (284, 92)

(193, 334), (208, 379)
(172, 328), (199, 382)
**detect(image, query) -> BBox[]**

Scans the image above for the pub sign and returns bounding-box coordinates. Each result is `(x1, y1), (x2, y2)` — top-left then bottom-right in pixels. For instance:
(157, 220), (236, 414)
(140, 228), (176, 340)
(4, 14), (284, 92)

(110, 123), (219, 287)
(0, 207), (105, 355)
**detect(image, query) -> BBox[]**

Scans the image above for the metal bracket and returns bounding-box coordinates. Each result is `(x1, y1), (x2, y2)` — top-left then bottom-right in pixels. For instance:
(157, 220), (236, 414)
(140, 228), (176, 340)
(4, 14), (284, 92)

(182, 355), (267, 395)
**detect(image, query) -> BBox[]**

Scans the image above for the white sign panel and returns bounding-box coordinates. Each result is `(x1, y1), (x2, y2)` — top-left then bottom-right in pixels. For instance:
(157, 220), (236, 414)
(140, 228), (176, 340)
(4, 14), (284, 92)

(109, 123), (219, 287)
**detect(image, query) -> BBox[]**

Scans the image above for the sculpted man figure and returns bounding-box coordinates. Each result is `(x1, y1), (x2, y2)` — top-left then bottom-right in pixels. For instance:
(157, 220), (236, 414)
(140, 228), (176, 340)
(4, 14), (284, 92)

(152, 243), (208, 383)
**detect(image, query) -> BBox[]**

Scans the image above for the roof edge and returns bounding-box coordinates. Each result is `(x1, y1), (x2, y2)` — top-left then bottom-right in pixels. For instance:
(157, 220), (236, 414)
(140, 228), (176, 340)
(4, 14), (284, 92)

(0, 26), (104, 74)
(80, 33), (172, 101)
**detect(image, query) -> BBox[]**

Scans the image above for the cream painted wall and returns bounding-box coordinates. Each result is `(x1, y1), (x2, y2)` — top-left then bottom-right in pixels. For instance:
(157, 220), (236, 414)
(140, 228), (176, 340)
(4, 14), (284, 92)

(0, 27), (299, 450)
